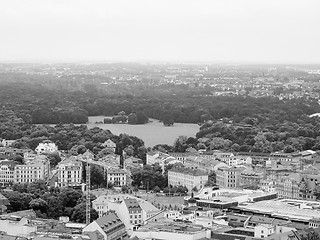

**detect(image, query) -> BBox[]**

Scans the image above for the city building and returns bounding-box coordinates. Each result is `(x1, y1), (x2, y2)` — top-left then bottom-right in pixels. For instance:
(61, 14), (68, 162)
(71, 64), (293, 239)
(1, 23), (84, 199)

(101, 139), (117, 153)
(168, 166), (208, 191)
(239, 167), (264, 188)
(123, 156), (143, 170)
(83, 212), (128, 240)
(276, 178), (300, 199)
(35, 141), (58, 155)
(216, 166), (244, 189)
(56, 156), (83, 188)
(254, 224), (275, 238)
(107, 168), (126, 187)
(0, 160), (17, 186)
(1, 139), (15, 147)
(131, 220), (211, 240)
(92, 194), (162, 230)
(14, 155), (50, 183)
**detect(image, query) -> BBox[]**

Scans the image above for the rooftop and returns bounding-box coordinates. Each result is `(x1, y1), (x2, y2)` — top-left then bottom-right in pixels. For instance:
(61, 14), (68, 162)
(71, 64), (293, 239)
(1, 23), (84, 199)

(124, 199), (142, 211)
(169, 167), (208, 176)
(136, 219), (206, 234)
(94, 212), (124, 232)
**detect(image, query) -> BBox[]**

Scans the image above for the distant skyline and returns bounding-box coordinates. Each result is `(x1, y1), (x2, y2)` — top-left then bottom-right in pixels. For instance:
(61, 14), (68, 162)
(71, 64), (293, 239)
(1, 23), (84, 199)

(0, 0), (320, 64)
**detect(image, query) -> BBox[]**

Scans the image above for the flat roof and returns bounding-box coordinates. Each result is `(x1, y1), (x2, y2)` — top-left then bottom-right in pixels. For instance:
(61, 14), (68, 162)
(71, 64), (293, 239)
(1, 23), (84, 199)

(238, 199), (320, 221)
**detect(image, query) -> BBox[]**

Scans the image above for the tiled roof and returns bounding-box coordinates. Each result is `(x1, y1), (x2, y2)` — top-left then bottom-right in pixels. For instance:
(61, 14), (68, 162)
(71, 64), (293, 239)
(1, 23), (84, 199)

(95, 212), (124, 231)
(124, 199), (142, 211)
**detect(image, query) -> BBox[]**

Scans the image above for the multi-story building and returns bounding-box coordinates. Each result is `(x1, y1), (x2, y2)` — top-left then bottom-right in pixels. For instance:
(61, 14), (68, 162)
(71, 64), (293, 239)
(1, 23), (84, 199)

(240, 168), (264, 188)
(56, 156), (82, 188)
(14, 155), (50, 183)
(122, 199), (143, 227)
(92, 194), (162, 227)
(107, 168), (127, 187)
(216, 166), (244, 189)
(35, 141), (58, 155)
(0, 160), (17, 186)
(276, 178), (300, 199)
(83, 212), (128, 240)
(168, 167), (208, 191)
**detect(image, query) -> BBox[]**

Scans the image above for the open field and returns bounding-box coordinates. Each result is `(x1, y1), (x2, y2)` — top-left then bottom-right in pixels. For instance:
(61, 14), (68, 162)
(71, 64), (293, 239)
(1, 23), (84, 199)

(86, 116), (199, 147)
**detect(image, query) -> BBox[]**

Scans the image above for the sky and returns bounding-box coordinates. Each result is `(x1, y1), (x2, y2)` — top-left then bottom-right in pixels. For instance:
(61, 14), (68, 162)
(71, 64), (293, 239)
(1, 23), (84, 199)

(0, 0), (320, 64)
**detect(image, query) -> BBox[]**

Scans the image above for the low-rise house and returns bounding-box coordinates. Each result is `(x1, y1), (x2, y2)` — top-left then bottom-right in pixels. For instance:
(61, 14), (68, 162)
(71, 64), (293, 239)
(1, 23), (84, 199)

(101, 139), (117, 153)
(254, 224), (275, 238)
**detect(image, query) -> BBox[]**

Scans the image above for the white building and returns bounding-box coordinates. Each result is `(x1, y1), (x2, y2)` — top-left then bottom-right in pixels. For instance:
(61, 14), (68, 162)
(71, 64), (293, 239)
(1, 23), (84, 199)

(56, 156), (82, 188)
(83, 212), (127, 240)
(168, 167), (208, 191)
(35, 141), (58, 155)
(107, 168), (126, 187)
(92, 194), (162, 229)
(254, 224), (275, 238)
(1, 139), (15, 147)
(0, 160), (17, 186)
(101, 139), (117, 153)
(14, 155), (50, 183)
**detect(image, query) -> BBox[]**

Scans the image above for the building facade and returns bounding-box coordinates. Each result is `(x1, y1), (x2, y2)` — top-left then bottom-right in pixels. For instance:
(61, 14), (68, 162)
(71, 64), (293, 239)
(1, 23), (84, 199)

(107, 168), (127, 187)
(216, 166), (244, 189)
(168, 167), (208, 191)
(14, 155), (50, 183)
(0, 160), (17, 186)
(56, 156), (82, 188)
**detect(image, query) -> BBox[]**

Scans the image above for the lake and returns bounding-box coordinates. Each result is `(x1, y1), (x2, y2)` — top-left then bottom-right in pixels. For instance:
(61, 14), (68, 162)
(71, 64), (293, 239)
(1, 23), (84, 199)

(86, 116), (200, 147)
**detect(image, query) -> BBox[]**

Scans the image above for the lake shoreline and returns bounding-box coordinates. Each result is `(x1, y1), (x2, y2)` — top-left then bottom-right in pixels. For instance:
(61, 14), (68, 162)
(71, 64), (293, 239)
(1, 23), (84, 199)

(86, 116), (199, 147)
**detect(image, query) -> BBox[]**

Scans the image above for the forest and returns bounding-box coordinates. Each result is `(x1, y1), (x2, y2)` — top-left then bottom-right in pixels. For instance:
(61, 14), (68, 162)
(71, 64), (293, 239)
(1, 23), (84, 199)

(2, 72), (320, 154)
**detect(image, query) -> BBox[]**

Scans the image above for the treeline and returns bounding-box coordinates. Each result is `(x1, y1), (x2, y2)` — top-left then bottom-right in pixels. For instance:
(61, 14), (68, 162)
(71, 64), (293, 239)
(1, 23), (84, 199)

(0, 110), (147, 162)
(1, 79), (320, 125)
(1, 180), (98, 223)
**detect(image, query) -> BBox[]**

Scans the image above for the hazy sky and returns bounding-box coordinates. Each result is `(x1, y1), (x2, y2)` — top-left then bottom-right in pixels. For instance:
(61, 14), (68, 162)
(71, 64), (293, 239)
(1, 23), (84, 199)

(0, 0), (319, 63)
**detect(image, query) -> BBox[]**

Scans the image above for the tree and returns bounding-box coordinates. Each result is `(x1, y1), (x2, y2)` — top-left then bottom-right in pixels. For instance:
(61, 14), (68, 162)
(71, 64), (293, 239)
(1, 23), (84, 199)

(60, 188), (83, 208)
(127, 113), (138, 124)
(2, 191), (35, 212)
(192, 186), (198, 192)
(174, 136), (188, 152)
(121, 185), (129, 193)
(163, 113), (174, 126)
(47, 152), (62, 167)
(136, 111), (149, 124)
(27, 180), (48, 197)
(71, 202), (98, 223)
(29, 198), (48, 213)
(153, 186), (161, 193)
